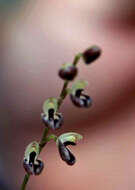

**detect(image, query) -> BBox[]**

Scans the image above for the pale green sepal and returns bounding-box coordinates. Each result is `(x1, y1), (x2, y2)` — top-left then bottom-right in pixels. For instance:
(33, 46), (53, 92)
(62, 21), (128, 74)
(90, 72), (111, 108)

(71, 80), (88, 95)
(56, 132), (83, 146)
(43, 98), (58, 115)
(24, 141), (39, 163)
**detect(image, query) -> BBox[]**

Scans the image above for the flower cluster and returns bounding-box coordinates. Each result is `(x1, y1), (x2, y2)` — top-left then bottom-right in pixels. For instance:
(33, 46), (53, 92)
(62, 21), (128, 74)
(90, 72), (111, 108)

(22, 45), (101, 178)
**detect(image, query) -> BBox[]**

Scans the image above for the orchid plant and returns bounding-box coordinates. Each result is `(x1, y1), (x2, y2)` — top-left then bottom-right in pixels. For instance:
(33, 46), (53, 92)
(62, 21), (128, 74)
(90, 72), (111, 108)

(20, 45), (101, 190)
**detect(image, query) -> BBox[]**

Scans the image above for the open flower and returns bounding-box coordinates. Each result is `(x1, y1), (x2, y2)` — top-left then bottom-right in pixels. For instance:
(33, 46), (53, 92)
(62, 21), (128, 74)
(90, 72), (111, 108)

(41, 98), (63, 130)
(23, 142), (44, 175)
(56, 132), (83, 166)
(58, 63), (78, 81)
(70, 80), (92, 108)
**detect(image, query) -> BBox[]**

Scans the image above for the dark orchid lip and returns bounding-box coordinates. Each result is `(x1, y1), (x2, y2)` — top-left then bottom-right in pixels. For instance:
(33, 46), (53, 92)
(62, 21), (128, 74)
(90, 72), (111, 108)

(48, 108), (54, 119)
(29, 151), (36, 164)
(33, 160), (44, 175)
(75, 89), (83, 97)
(58, 140), (76, 166)
(41, 111), (63, 130)
(23, 159), (33, 175)
(70, 90), (92, 108)
(23, 151), (44, 175)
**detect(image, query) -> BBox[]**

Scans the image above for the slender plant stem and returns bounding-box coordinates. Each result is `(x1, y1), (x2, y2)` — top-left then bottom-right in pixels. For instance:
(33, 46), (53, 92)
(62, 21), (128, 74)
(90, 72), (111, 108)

(20, 53), (82, 190)
(21, 174), (30, 190)
(73, 53), (82, 66)
(39, 127), (49, 153)
(58, 80), (68, 109)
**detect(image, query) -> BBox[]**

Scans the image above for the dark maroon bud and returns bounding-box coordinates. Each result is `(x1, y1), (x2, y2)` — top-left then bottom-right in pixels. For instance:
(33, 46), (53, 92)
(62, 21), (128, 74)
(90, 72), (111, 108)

(83, 45), (101, 64)
(58, 140), (76, 166)
(58, 63), (78, 80)
(41, 109), (63, 130)
(70, 89), (92, 108)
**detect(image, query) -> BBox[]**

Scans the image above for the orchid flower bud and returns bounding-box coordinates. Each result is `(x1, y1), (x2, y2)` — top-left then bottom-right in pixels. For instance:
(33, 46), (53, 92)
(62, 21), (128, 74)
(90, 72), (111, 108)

(83, 45), (101, 64)
(23, 141), (44, 175)
(70, 80), (92, 108)
(58, 63), (78, 81)
(56, 132), (83, 166)
(41, 98), (63, 130)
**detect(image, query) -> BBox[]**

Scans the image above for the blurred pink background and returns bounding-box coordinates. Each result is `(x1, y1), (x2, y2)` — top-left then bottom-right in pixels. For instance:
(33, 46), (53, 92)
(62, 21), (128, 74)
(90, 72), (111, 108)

(1, 0), (135, 189)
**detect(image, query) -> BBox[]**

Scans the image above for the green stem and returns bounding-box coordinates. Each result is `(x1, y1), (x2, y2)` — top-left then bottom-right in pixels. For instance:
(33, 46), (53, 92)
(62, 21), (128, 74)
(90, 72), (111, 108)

(58, 80), (68, 109)
(73, 53), (82, 66)
(39, 127), (49, 153)
(20, 52), (82, 190)
(20, 174), (30, 190)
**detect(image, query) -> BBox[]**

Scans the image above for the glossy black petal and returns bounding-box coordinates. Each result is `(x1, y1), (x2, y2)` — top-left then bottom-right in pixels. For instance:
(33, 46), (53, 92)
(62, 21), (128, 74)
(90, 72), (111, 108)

(70, 89), (92, 108)
(23, 158), (44, 175)
(41, 111), (63, 130)
(23, 151), (44, 175)
(34, 160), (44, 175)
(58, 140), (76, 166)
(23, 159), (34, 175)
